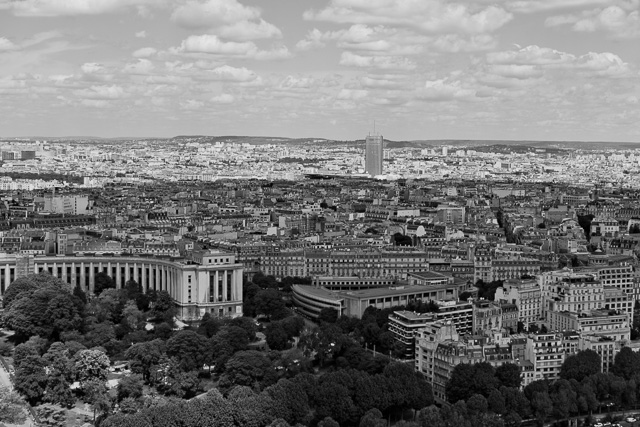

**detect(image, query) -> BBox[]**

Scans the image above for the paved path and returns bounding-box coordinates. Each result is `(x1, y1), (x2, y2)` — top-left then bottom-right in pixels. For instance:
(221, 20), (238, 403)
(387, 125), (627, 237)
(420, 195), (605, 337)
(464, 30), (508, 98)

(0, 342), (35, 427)
(0, 360), (13, 390)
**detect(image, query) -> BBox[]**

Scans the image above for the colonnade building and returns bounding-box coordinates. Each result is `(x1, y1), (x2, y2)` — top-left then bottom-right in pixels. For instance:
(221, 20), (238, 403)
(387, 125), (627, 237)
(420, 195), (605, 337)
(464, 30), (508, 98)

(0, 251), (243, 322)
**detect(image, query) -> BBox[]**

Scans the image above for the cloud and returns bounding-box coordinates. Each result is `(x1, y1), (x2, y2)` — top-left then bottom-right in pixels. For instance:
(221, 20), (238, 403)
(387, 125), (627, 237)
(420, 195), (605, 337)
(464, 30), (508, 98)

(81, 99), (110, 108)
(337, 88), (368, 100)
(171, 0), (281, 41)
(177, 34), (258, 55)
(81, 63), (106, 74)
(304, 0), (513, 34)
(174, 34), (291, 60)
(215, 20), (281, 41)
(339, 51), (416, 70)
(504, 0), (618, 13)
(418, 77), (478, 101)
(208, 65), (257, 81)
(487, 45), (574, 65)
(6, 0), (159, 17)
(487, 64), (544, 79)
(135, 30), (147, 38)
(180, 99), (204, 110)
(211, 93), (235, 103)
(0, 31), (62, 52)
(485, 45), (633, 78)
(432, 34), (497, 52)
(123, 59), (155, 74)
(0, 37), (18, 51)
(546, 5), (640, 39)
(75, 84), (126, 99)
(133, 47), (157, 58)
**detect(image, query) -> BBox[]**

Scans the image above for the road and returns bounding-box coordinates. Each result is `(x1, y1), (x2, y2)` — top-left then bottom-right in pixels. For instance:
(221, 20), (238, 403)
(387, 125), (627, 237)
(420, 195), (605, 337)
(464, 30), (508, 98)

(0, 334), (34, 427)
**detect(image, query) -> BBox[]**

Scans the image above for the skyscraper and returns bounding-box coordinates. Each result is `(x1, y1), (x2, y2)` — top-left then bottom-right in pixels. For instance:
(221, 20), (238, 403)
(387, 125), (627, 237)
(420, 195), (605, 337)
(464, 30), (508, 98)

(365, 134), (384, 176)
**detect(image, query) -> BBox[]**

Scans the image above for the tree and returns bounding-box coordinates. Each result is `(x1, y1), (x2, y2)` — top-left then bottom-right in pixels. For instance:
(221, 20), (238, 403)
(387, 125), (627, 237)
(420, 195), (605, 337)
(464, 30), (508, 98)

(531, 392), (553, 426)
(266, 322), (290, 351)
(318, 307), (339, 324)
(446, 362), (500, 403)
(611, 347), (640, 380)
(0, 386), (27, 425)
(315, 381), (358, 425)
(2, 272), (71, 309)
(74, 285), (88, 304)
(94, 272), (116, 295)
(220, 350), (276, 391)
(254, 289), (286, 319)
(418, 406), (443, 427)
(496, 363), (522, 389)
(3, 286), (82, 342)
(166, 330), (210, 372)
(359, 408), (387, 427)
(122, 300), (146, 330)
(43, 342), (75, 407)
(560, 349), (601, 381)
(228, 316), (258, 341)
(84, 379), (113, 424)
(151, 290), (176, 323)
(13, 336), (46, 368)
(117, 374), (144, 402)
(467, 394), (489, 416)
(217, 325), (250, 353)
(14, 355), (47, 404)
(156, 357), (201, 398)
(75, 349), (110, 387)
(264, 378), (311, 425)
(488, 388), (506, 415)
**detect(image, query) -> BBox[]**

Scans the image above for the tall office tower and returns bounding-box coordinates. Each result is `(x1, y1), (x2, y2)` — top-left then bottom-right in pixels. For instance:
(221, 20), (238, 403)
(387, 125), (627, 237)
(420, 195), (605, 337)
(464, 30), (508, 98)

(365, 134), (384, 176)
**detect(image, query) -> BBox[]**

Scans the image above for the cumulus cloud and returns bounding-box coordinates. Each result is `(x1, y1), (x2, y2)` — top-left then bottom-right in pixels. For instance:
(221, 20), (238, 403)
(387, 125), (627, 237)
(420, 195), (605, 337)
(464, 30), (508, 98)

(339, 51), (416, 70)
(75, 84), (126, 99)
(133, 47), (157, 58)
(0, 31), (62, 53)
(171, 0), (281, 41)
(487, 45), (632, 77)
(546, 5), (640, 39)
(0, 37), (18, 51)
(304, 0), (513, 34)
(504, 0), (618, 13)
(418, 77), (478, 101)
(6, 0), (159, 17)
(208, 65), (256, 81)
(180, 99), (204, 110)
(135, 30), (147, 38)
(337, 88), (368, 100)
(123, 58), (155, 74)
(432, 34), (497, 52)
(81, 63), (106, 74)
(210, 93), (235, 103)
(177, 34), (259, 56)
(174, 34), (290, 60)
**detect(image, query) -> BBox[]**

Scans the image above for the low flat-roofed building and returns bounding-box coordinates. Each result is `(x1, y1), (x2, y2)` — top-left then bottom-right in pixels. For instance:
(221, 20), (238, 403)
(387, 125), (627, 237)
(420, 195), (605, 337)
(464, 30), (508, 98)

(408, 270), (454, 287)
(291, 284), (344, 319)
(292, 281), (460, 319)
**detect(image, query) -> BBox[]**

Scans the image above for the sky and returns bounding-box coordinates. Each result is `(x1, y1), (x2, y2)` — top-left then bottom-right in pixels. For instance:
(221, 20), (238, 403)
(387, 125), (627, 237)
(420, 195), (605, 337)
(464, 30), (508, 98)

(0, 0), (639, 142)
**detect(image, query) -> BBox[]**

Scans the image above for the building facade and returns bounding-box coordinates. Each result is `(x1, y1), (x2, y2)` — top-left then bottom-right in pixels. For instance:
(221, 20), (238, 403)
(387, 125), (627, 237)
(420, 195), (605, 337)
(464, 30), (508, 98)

(365, 134), (384, 176)
(0, 251), (243, 322)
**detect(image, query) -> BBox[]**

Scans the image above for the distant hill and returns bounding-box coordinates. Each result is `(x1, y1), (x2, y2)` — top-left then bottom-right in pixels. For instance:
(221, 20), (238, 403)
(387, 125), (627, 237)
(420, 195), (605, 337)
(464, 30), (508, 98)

(2, 135), (638, 150)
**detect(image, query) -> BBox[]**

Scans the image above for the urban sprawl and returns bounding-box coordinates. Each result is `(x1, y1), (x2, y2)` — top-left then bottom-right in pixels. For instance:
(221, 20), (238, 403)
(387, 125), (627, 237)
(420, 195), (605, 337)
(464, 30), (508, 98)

(2, 135), (640, 426)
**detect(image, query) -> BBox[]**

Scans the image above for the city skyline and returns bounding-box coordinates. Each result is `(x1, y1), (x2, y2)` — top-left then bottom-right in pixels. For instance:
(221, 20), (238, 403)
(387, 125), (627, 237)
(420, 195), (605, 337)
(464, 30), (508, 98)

(1, 0), (640, 142)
